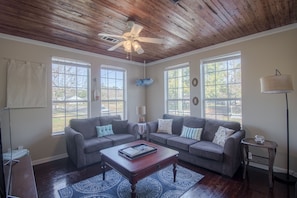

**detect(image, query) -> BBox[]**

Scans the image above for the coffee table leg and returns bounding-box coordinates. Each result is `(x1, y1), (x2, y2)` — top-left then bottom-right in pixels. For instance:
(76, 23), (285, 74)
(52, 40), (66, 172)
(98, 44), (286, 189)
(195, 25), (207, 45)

(130, 180), (137, 198)
(101, 160), (106, 180)
(173, 163), (177, 182)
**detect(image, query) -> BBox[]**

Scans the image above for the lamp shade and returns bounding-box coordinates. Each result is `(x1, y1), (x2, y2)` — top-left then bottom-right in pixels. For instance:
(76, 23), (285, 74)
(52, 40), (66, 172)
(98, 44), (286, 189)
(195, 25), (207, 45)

(136, 106), (146, 115)
(260, 74), (293, 94)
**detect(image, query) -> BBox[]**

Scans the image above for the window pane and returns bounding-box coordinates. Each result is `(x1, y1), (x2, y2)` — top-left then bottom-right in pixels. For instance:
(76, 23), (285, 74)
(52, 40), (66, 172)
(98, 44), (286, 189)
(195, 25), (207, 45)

(202, 53), (242, 122)
(52, 57), (90, 134)
(165, 66), (190, 116)
(100, 67), (126, 118)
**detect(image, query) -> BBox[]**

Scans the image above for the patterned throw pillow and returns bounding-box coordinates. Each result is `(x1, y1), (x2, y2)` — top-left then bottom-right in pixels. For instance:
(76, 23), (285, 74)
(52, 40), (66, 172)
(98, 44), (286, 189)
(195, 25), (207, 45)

(157, 119), (173, 134)
(180, 126), (203, 140)
(96, 124), (114, 137)
(212, 126), (235, 146)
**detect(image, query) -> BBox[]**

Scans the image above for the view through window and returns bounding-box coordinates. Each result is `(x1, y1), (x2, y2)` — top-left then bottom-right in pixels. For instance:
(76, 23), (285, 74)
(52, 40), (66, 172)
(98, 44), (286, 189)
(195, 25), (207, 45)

(201, 53), (242, 123)
(52, 57), (90, 134)
(165, 65), (190, 116)
(100, 67), (126, 119)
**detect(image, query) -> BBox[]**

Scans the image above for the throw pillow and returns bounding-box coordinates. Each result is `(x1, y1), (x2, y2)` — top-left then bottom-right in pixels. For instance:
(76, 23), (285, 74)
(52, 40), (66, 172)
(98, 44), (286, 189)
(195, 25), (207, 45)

(212, 126), (235, 147)
(157, 119), (173, 134)
(96, 124), (114, 137)
(112, 120), (128, 134)
(180, 126), (203, 140)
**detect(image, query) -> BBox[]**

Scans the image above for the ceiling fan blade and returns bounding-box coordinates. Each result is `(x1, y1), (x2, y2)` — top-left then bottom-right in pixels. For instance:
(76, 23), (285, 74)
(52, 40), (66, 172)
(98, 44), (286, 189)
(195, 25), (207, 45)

(130, 24), (143, 36)
(98, 33), (124, 39)
(107, 41), (124, 51)
(137, 37), (164, 44)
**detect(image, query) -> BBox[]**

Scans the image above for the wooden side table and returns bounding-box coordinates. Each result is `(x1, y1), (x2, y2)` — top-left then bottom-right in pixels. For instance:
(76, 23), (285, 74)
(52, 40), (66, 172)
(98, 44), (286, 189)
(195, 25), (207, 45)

(241, 138), (278, 188)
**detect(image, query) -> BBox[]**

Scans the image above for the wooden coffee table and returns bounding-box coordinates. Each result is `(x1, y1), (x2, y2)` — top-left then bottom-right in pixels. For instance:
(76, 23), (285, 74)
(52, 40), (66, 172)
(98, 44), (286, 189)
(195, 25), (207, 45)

(100, 140), (179, 198)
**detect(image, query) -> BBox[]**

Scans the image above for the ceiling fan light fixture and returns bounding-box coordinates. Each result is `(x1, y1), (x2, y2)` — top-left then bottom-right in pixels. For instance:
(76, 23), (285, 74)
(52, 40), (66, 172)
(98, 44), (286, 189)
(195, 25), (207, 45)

(123, 40), (132, 52)
(132, 41), (144, 54)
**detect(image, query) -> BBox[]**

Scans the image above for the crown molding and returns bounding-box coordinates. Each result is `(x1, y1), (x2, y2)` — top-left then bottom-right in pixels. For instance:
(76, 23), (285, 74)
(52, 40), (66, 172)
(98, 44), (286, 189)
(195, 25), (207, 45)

(0, 33), (143, 66)
(147, 23), (297, 66)
(1, 23), (296, 67)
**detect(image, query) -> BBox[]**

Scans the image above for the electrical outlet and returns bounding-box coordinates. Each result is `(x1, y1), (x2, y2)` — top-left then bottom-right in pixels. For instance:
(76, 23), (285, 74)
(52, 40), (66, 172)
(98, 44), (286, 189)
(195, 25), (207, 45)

(248, 152), (252, 160)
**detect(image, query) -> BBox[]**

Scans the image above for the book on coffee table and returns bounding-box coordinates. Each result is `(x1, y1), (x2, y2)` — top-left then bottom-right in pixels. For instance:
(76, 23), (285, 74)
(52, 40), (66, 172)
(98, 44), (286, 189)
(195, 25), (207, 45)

(118, 143), (157, 160)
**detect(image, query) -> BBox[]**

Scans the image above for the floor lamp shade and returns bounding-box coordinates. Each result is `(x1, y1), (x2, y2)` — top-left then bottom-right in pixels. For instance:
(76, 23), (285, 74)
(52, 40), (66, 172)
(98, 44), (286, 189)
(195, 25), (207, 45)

(260, 74), (293, 93)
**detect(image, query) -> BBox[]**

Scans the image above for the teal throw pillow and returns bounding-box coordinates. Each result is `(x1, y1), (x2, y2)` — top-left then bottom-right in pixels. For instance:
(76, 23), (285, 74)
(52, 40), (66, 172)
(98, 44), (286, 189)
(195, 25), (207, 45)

(180, 126), (202, 140)
(96, 124), (114, 137)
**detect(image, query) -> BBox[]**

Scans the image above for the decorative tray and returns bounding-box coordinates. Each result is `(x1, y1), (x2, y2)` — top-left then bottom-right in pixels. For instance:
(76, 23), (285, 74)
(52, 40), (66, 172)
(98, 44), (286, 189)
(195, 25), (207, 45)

(118, 143), (157, 160)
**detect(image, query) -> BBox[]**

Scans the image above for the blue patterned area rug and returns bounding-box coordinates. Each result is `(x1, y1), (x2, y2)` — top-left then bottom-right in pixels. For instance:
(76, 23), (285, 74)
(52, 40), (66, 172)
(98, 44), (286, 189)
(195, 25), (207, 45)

(58, 165), (204, 198)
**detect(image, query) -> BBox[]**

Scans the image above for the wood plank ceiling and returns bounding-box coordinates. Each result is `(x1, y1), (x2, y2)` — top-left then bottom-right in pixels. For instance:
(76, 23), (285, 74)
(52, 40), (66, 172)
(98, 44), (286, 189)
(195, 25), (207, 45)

(0, 0), (296, 63)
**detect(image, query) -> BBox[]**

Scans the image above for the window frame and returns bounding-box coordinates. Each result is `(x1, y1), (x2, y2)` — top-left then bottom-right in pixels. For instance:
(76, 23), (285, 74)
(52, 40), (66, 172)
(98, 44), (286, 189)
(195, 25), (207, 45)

(200, 52), (242, 122)
(100, 65), (127, 119)
(164, 63), (190, 116)
(51, 57), (91, 135)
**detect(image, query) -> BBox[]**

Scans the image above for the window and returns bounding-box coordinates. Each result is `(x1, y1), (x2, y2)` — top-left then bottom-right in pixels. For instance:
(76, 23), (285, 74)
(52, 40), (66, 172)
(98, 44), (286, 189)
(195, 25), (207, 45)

(201, 52), (242, 122)
(52, 57), (90, 134)
(100, 66), (126, 119)
(165, 65), (190, 116)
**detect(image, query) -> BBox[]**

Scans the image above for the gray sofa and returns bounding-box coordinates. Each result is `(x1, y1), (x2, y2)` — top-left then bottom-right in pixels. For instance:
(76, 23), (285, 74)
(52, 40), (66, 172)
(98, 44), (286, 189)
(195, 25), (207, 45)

(146, 114), (245, 177)
(65, 115), (138, 168)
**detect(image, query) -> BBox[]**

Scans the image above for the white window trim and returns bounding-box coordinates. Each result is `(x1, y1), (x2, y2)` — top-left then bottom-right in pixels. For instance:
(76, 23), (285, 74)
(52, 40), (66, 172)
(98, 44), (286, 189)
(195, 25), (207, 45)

(100, 65), (127, 119)
(51, 57), (91, 135)
(200, 52), (242, 120)
(164, 63), (190, 116)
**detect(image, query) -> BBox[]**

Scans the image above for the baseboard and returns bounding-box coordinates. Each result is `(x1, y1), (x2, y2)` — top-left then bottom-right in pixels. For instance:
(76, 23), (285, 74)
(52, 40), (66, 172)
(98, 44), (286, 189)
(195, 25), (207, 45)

(249, 162), (297, 178)
(32, 153), (68, 165)
(32, 153), (297, 179)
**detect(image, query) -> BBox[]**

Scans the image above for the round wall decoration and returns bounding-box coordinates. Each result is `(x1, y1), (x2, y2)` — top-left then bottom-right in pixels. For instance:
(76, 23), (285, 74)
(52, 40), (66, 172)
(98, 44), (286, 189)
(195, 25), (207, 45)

(192, 78), (198, 87)
(192, 97), (199, 105)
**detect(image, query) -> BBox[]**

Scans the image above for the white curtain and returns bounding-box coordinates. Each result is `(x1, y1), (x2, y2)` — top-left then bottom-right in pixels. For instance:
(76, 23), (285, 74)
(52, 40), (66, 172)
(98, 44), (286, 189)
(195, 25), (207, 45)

(6, 59), (47, 108)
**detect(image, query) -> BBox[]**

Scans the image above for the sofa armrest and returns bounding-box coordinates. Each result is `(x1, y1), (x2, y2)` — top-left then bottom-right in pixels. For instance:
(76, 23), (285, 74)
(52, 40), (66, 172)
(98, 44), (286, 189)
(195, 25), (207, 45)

(222, 130), (246, 177)
(146, 121), (158, 140)
(146, 121), (158, 133)
(127, 122), (138, 139)
(65, 126), (86, 168)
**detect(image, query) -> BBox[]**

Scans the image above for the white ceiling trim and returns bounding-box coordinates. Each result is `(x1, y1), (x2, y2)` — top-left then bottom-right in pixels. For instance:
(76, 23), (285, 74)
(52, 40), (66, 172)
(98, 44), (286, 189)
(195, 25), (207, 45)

(1, 23), (296, 67)
(147, 23), (297, 66)
(0, 33), (143, 66)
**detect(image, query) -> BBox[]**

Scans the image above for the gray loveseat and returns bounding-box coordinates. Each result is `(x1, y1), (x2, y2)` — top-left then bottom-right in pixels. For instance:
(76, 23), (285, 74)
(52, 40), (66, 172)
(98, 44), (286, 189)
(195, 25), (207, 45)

(146, 114), (245, 177)
(65, 115), (138, 168)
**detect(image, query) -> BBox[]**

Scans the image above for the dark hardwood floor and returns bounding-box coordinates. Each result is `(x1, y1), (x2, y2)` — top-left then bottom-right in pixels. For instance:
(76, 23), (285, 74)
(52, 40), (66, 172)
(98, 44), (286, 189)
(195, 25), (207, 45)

(33, 157), (295, 198)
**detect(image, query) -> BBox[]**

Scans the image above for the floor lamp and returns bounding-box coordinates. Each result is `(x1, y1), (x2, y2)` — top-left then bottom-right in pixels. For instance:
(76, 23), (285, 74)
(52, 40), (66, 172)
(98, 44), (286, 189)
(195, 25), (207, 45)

(260, 69), (296, 183)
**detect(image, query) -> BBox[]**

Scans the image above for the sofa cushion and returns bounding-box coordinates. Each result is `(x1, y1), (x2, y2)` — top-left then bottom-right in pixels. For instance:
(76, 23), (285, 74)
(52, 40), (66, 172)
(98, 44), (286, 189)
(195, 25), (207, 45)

(149, 132), (177, 145)
(96, 124), (114, 137)
(99, 115), (121, 126)
(70, 117), (100, 139)
(202, 119), (240, 141)
(105, 134), (136, 146)
(167, 136), (198, 151)
(212, 126), (235, 146)
(83, 137), (113, 153)
(112, 120), (128, 134)
(183, 116), (205, 128)
(157, 119), (173, 134)
(163, 114), (184, 135)
(180, 126), (203, 140)
(189, 141), (224, 161)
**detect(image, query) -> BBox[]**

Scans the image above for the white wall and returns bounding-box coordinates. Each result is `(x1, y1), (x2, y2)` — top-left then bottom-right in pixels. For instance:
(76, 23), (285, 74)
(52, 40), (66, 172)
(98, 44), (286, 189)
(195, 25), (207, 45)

(146, 25), (297, 174)
(0, 35), (146, 163)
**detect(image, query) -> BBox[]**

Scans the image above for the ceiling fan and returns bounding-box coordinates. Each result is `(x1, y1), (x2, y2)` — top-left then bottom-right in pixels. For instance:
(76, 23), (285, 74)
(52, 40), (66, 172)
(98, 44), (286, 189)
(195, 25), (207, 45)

(98, 21), (163, 54)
